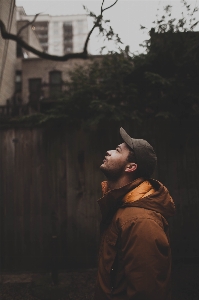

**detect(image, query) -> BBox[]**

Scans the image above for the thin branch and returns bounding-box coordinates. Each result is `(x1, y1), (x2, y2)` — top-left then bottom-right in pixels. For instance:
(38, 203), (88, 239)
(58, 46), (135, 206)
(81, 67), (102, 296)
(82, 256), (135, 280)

(102, 0), (119, 13)
(83, 15), (102, 53)
(101, 0), (105, 14)
(0, 20), (88, 61)
(17, 13), (41, 36)
(83, 30), (94, 54)
(0, 0), (119, 61)
(83, 0), (119, 53)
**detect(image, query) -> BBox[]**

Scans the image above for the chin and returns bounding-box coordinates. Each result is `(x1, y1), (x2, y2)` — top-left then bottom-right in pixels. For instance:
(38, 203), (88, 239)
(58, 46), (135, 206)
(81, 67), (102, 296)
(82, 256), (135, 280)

(100, 164), (108, 175)
(100, 164), (105, 170)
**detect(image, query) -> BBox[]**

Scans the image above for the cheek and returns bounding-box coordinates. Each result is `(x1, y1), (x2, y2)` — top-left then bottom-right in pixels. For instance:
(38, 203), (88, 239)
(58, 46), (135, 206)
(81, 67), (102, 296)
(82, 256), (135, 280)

(109, 155), (127, 168)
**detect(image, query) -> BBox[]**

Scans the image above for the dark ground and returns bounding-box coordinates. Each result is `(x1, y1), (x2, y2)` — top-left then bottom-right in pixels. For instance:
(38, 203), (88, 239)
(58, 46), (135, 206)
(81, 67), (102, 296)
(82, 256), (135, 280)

(0, 264), (199, 300)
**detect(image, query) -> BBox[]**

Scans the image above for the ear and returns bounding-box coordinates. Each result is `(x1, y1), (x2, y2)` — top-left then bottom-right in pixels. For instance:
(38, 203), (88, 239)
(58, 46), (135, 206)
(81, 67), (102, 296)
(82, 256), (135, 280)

(125, 163), (137, 173)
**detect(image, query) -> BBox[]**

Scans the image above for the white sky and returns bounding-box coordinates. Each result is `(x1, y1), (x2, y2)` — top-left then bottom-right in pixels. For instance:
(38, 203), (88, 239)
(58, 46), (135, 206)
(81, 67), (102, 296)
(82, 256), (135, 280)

(16, 0), (199, 54)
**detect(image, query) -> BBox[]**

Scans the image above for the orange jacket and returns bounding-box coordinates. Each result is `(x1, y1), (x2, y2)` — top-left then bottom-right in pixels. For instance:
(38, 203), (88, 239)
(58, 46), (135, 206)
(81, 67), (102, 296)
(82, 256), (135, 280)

(95, 177), (175, 300)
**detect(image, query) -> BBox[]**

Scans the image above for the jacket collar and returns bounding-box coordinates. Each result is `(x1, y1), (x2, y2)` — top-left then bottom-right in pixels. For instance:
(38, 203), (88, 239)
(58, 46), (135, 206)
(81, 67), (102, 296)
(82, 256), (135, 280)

(97, 177), (146, 219)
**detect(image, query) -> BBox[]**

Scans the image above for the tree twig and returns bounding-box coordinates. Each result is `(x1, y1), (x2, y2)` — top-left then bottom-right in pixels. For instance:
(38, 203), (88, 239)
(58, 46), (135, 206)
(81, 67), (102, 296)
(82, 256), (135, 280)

(101, 0), (105, 14)
(102, 0), (119, 13)
(17, 13), (41, 36)
(0, 0), (119, 61)
(83, 0), (119, 53)
(0, 20), (88, 61)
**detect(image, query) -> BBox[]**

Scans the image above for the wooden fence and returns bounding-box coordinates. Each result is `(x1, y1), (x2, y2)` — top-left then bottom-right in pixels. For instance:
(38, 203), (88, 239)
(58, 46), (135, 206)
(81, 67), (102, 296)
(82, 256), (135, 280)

(0, 119), (199, 271)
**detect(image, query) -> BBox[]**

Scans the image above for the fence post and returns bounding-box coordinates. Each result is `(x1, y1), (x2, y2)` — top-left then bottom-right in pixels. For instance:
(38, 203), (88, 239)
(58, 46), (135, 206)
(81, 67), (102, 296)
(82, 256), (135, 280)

(51, 210), (59, 285)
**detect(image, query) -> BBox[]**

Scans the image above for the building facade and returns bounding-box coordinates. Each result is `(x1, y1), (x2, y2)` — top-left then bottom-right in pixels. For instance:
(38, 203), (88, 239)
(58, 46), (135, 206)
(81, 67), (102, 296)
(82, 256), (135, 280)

(15, 8), (94, 113)
(16, 7), (89, 56)
(0, 4), (90, 114)
(0, 0), (16, 105)
(19, 56), (98, 114)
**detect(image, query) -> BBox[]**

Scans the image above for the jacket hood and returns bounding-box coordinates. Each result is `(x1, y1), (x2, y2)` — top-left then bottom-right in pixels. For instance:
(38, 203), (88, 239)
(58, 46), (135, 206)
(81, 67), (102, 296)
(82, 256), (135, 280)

(124, 178), (175, 219)
(98, 178), (175, 221)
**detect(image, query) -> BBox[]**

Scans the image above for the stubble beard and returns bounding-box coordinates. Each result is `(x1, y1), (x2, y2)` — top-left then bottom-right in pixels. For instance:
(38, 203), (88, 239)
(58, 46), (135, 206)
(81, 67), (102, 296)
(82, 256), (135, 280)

(100, 164), (124, 181)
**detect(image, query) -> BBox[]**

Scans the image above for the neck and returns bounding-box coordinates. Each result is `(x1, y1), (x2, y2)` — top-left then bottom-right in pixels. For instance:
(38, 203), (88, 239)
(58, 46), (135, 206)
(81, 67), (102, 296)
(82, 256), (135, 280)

(107, 176), (135, 191)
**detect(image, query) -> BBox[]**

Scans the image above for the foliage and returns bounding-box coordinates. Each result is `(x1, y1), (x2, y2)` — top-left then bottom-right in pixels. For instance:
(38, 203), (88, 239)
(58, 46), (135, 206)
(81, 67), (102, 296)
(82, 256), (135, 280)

(132, 0), (199, 119)
(37, 51), (139, 127)
(83, 0), (123, 53)
(152, 0), (199, 33)
(2, 0), (199, 128)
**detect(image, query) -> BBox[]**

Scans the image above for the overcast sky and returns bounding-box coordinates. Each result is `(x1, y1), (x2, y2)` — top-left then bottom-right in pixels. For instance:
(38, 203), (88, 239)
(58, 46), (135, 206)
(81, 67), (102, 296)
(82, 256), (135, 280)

(16, 0), (199, 54)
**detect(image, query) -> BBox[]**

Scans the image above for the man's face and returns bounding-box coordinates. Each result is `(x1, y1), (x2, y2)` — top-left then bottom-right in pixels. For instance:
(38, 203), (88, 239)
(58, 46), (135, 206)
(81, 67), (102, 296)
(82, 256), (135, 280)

(100, 142), (131, 180)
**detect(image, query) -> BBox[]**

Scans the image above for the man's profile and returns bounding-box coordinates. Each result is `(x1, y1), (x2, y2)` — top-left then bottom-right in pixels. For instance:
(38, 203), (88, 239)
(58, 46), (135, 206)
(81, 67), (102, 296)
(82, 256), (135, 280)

(94, 127), (175, 300)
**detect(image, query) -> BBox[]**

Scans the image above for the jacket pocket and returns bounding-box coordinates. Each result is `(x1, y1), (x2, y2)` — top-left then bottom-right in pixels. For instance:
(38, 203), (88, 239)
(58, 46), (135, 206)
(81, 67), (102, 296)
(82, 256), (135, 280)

(103, 229), (118, 273)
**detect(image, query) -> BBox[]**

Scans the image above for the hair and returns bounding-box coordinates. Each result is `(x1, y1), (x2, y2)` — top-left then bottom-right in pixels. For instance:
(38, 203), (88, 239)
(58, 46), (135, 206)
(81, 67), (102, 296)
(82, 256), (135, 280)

(126, 146), (137, 164)
(126, 145), (140, 177)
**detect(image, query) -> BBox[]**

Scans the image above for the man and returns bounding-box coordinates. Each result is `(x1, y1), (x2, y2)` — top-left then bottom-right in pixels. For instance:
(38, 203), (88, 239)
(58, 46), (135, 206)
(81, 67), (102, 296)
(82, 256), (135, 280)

(94, 127), (175, 300)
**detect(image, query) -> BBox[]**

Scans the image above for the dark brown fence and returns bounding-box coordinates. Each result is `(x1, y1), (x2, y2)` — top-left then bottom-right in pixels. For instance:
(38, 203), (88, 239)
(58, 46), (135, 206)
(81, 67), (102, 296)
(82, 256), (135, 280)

(0, 119), (199, 271)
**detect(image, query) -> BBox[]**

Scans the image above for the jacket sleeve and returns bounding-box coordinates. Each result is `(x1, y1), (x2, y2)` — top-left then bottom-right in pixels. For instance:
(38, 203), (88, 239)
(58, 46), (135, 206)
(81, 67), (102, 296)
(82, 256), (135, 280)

(120, 217), (171, 300)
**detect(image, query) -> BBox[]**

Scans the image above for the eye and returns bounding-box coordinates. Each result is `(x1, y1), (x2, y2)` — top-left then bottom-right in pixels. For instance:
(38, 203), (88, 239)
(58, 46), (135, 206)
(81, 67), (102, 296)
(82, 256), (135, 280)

(116, 148), (119, 152)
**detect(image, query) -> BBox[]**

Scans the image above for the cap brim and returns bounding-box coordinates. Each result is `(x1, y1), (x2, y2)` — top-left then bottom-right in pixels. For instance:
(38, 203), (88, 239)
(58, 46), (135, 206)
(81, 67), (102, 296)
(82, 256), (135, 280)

(120, 127), (134, 150)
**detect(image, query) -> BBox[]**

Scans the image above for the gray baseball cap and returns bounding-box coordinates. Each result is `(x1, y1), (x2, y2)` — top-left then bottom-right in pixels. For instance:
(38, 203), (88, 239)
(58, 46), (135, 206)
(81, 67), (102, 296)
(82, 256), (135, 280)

(120, 127), (157, 177)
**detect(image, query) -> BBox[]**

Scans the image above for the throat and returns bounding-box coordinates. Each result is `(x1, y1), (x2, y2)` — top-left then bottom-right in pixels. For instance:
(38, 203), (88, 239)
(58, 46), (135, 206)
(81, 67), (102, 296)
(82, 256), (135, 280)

(107, 177), (134, 191)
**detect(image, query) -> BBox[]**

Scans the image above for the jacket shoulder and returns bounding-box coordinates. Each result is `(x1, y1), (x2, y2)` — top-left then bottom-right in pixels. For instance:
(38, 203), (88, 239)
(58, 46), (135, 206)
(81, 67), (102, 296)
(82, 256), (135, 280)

(114, 206), (166, 230)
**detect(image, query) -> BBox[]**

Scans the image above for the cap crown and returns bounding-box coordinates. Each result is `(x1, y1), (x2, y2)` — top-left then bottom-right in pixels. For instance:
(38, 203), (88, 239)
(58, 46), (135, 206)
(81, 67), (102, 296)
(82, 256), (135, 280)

(120, 127), (157, 177)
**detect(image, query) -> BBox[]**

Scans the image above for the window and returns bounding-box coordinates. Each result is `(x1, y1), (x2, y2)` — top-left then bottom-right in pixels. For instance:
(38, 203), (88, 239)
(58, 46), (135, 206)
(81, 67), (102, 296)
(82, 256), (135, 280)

(63, 22), (73, 54)
(15, 71), (22, 92)
(49, 71), (62, 98)
(29, 78), (42, 103)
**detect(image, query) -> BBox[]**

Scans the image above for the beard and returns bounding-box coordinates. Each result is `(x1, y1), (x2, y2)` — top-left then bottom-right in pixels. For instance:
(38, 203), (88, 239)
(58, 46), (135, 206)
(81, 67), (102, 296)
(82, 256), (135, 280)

(100, 164), (125, 181)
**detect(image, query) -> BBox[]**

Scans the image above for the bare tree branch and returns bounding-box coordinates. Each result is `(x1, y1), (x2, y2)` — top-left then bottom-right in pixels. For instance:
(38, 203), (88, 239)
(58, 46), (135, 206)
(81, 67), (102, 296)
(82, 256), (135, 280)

(0, 20), (88, 61)
(102, 0), (119, 13)
(83, 14), (102, 54)
(0, 0), (119, 61)
(17, 13), (41, 36)
(83, 0), (119, 53)
(101, 0), (105, 14)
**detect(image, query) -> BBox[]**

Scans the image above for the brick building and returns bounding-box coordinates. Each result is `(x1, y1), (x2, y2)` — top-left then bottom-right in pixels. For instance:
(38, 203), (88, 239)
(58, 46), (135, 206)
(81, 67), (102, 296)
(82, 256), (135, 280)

(19, 56), (94, 112)
(15, 9), (95, 113)
(14, 8), (97, 114)
(0, 4), (94, 115)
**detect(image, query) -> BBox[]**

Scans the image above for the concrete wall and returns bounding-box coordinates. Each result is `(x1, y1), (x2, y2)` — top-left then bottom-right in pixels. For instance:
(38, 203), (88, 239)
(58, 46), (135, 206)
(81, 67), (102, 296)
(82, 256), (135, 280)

(0, 0), (16, 105)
